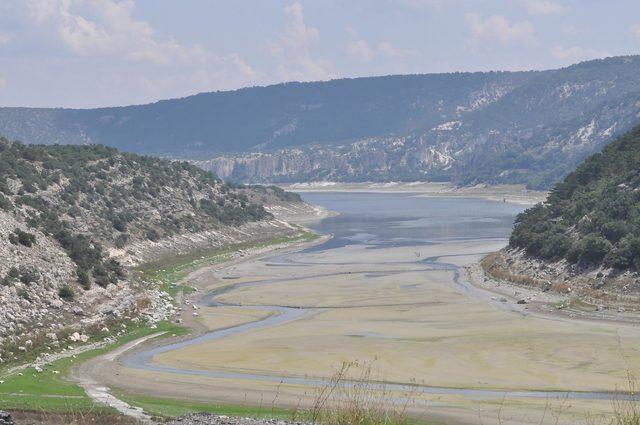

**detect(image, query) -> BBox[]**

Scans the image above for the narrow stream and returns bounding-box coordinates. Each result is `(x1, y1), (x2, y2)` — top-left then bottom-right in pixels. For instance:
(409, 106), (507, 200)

(122, 193), (640, 402)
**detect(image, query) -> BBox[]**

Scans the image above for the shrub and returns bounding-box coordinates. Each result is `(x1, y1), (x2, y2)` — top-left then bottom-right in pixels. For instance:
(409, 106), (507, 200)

(58, 285), (75, 301)
(77, 267), (91, 290)
(92, 265), (110, 288)
(18, 288), (30, 301)
(605, 235), (640, 270)
(601, 220), (631, 243)
(0, 194), (11, 210)
(576, 235), (612, 265)
(539, 234), (572, 260)
(18, 266), (39, 284)
(8, 228), (37, 247)
(105, 258), (125, 281)
(146, 228), (160, 241)
(114, 233), (129, 249)
(7, 267), (20, 279)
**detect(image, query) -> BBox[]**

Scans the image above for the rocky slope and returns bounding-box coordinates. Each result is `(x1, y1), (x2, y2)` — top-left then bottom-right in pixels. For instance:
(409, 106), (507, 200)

(0, 138), (307, 366)
(484, 124), (640, 306)
(2, 56), (638, 189)
(197, 56), (640, 189)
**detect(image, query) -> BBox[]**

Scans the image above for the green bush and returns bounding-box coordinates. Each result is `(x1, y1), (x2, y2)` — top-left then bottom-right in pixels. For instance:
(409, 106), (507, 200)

(146, 228), (160, 241)
(575, 235), (612, 265)
(58, 285), (75, 301)
(77, 268), (91, 290)
(9, 228), (37, 247)
(18, 266), (39, 284)
(114, 233), (129, 249)
(0, 194), (11, 210)
(18, 288), (30, 300)
(605, 235), (640, 270)
(601, 220), (630, 243)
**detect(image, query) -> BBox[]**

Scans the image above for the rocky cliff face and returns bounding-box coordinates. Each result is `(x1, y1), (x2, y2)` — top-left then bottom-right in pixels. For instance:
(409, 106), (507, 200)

(0, 139), (306, 365)
(197, 57), (640, 188)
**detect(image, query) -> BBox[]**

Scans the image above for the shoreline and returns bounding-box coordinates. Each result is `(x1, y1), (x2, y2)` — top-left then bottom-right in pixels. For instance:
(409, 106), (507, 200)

(79, 233), (640, 425)
(464, 261), (640, 326)
(24, 193), (639, 425)
(281, 182), (547, 205)
(0, 203), (333, 422)
(70, 225), (333, 420)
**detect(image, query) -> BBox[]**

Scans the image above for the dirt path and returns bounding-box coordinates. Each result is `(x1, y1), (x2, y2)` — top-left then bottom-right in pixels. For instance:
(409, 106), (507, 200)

(70, 332), (168, 424)
(69, 230), (331, 422)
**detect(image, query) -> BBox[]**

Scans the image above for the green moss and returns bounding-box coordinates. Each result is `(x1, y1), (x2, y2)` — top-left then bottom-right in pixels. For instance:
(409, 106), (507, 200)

(0, 228), (318, 416)
(113, 392), (298, 419)
(138, 230), (318, 301)
(0, 321), (187, 412)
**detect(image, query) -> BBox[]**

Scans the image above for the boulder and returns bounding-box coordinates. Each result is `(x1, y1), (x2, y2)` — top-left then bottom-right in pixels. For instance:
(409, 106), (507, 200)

(0, 411), (14, 425)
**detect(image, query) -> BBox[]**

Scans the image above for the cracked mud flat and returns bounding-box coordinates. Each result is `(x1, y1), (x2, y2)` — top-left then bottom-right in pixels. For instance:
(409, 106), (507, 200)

(89, 192), (640, 425)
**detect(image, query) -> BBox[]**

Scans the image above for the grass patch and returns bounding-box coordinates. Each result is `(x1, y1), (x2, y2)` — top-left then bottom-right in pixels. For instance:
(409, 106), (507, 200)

(0, 321), (186, 413)
(0, 229), (318, 416)
(138, 230), (319, 300)
(113, 392), (298, 419)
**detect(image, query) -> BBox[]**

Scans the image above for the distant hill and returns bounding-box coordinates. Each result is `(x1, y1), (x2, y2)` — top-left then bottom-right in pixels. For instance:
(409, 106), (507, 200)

(510, 124), (640, 271)
(2, 56), (640, 188)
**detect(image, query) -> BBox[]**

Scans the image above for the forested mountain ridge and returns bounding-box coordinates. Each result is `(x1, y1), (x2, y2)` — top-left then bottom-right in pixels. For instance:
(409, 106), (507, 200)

(0, 137), (305, 364)
(2, 56), (640, 188)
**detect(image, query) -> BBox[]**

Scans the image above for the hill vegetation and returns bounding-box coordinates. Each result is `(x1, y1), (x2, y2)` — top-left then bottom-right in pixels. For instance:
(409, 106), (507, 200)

(0, 137), (304, 363)
(0, 139), (279, 287)
(510, 125), (640, 271)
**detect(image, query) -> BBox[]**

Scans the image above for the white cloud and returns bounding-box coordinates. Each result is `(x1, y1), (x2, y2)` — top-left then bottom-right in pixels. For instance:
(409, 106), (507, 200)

(268, 2), (330, 81)
(630, 25), (640, 41)
(562, 24), (578, 36)
(345, 27), (414, 62)
(0, 75), (6, 90)
(0, 0), (258, 106)
(11, 0), (212, 65)
(466, 14), (537, 46)
(524, 0), (566, 15)
(393, 0), (445, 8)
(346, 39), (375, 61)
(551, 45), (611, 62)
(0, 33), (12, 45)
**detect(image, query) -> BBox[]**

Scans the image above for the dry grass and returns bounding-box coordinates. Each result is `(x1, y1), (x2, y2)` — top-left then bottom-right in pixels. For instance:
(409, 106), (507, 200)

(309, 360), (419, 425)
(480, 253), (542, 288)
(9, 409), (141, 424)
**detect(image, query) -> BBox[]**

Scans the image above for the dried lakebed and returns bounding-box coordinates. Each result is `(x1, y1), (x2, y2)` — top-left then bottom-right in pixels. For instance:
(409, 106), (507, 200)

(111, 193), (640, 423)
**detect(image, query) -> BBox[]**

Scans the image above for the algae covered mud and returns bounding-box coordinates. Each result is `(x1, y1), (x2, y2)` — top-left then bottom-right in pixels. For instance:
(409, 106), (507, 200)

(108, 193), (640, 424)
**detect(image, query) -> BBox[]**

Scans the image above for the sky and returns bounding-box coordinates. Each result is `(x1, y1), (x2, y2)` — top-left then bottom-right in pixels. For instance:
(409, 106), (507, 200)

(0, 0), (639, 108)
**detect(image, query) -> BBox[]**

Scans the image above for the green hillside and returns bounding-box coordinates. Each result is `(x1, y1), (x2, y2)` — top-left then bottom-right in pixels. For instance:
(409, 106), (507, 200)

(510, 125), (640, 270)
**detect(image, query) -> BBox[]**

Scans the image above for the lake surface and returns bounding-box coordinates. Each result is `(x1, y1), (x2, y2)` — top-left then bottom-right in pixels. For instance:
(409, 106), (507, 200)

(301, 192), (526, 251)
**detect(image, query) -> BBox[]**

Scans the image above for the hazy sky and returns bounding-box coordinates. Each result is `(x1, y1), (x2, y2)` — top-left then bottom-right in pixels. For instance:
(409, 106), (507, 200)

(1, 0), (639, 108)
